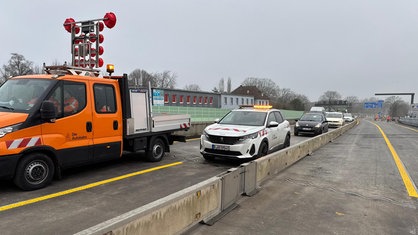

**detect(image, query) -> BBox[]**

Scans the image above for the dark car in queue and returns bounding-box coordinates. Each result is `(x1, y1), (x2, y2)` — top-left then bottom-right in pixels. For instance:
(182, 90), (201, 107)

(294, 112), (329, 136)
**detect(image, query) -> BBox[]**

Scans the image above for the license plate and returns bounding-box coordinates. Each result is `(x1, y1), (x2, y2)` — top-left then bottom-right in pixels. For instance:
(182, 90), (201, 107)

(302, 128), (311, 130)
(212, 144), (230, 151)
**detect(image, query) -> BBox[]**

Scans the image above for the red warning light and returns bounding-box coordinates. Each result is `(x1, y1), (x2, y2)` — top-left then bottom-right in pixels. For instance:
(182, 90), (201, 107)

(103, 12), (117, 29)
(63, 18), (75, 32)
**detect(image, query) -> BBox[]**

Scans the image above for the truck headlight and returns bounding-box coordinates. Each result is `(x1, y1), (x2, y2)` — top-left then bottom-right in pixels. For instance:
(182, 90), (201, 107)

(0, 123), (22, 138)
(238, 132), (258, 142)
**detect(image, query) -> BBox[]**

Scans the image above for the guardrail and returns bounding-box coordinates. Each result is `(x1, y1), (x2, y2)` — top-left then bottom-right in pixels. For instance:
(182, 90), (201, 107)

(76, 121), (357, 235)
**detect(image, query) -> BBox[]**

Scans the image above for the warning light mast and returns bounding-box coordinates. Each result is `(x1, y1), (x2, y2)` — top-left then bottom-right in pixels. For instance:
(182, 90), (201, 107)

(63, 12), (117, 69)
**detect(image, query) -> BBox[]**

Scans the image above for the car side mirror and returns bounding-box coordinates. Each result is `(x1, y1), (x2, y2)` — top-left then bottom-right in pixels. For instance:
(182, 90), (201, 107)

(40, 100), (56, 122)
(268, 121), (279, 127)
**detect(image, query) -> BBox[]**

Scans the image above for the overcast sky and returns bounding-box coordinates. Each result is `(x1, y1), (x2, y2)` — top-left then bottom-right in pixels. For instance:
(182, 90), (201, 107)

(1, 0), (417, 102)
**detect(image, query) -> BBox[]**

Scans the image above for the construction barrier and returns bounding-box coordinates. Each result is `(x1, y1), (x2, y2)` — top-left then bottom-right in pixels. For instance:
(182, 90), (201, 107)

(76, 120), (357, 235)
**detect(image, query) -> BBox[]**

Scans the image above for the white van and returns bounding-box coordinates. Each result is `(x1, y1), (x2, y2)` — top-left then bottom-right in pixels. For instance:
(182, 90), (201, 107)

(310, 106), (326, 112)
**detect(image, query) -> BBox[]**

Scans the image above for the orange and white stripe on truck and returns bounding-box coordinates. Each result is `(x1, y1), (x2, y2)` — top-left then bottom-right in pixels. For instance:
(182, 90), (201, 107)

(6, 137), (42, 150)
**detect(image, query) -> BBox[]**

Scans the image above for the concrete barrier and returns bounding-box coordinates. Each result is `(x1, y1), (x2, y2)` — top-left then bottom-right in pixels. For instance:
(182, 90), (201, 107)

(77, 120), (357, 235)
(399, 117), (418, 127)
(75, 178), (222, 235)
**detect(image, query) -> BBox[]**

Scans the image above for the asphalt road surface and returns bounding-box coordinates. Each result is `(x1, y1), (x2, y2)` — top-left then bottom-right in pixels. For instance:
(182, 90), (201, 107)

(187, 119), (418, 235)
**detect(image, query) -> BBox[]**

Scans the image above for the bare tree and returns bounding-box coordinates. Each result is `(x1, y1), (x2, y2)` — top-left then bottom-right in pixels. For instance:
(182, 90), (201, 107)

(319, 91), (342, 103)
(241, 77), (280, 98)
(227, 77), (231, 93)
(184, 84), (201, 91)
(212, 87), (219, 93)
(153, 71), (176, 89)
(129, 69), (156, 87)
(219, 78), (225, 93)
(1, 53), (34, 83)
(384, 96), (409, 117)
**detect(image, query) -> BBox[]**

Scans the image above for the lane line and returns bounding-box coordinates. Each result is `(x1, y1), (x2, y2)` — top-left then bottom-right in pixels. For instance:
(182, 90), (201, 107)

(369, 121), (418, 198)
(396, 123), (418, 132)
(0, 161), (183, 212)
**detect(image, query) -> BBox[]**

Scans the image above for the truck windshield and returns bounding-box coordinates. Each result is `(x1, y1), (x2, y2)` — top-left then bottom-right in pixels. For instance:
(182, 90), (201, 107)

(0, 79), (53, 112)
(219, 111), (267, 126)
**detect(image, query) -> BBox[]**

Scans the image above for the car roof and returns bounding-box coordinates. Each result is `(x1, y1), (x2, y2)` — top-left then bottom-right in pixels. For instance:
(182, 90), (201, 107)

(234, 107), (280, 113)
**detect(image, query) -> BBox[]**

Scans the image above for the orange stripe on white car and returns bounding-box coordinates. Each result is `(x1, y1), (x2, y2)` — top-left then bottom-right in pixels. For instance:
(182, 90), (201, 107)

(6, 137), (41, 150)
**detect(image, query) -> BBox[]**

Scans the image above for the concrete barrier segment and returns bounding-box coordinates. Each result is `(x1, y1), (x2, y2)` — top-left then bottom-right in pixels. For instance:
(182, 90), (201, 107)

(75, 177), (222, 235)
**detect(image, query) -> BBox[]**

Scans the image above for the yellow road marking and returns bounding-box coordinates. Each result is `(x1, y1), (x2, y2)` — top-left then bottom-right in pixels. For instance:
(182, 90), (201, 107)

(369, 121), (418, 198)
(396, 123), (418, 132)
(0, 161), (183, 212)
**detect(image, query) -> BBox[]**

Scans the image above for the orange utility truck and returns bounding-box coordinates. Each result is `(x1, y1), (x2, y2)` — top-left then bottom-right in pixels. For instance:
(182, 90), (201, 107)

(0, 15), (190, 190)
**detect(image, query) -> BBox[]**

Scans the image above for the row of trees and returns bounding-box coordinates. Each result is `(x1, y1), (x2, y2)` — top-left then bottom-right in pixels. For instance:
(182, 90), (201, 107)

(1, 53), (411, 116)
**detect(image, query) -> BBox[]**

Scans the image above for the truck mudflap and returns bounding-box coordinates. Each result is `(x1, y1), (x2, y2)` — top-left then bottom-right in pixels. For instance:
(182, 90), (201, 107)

(0, 154), (21, 180)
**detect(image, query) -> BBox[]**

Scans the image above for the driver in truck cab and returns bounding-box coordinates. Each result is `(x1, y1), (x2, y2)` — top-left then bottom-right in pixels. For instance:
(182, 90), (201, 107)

(63, 90), (79, 114)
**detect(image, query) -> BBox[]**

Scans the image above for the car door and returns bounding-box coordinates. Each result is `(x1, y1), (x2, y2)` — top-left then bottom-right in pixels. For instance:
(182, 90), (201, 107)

(266, 112), (280, 150)
(274, 111), (288, 145)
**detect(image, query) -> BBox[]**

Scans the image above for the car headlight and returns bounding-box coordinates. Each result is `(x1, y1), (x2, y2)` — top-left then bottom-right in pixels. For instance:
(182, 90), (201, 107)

(238, 132), (258, 142)
(315, 123), (321, 128)
(295, 122), (299, 127)
(0, 123), (22, 138)
(203, 130), (209, 139)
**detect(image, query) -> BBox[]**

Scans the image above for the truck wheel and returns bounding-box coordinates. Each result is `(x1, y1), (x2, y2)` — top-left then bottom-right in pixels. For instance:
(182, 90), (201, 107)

(257, 142), (268, 158)
(14, 153), (55, 191)
(146, 138), (165, 162)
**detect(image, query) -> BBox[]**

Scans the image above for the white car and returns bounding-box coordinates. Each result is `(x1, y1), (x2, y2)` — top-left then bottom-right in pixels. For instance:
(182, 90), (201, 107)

(200, 106), (291, 160)
(326, 112), (345, 128)
(343, 113), (355, 122)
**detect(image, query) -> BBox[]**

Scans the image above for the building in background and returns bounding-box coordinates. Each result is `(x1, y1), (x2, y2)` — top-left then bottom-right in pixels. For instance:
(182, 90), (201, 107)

(230, 85), (270, 106)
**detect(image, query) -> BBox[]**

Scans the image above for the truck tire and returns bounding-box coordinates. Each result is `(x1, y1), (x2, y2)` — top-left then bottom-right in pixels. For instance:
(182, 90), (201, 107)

(14, 153), (55, 191)
(146, 138), (165, 162)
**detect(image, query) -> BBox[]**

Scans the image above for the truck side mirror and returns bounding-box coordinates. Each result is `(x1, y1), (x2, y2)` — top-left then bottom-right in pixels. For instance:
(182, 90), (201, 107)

(40, 100), (56, 122)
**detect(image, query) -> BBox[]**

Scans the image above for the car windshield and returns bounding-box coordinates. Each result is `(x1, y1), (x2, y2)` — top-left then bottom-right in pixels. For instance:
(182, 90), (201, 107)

(326, 113), (343, 118)
(0, 78), (53, 112)
(344, 113), (353, 118)
(219, 110), (267, 126)
(300, 113), (323, 122)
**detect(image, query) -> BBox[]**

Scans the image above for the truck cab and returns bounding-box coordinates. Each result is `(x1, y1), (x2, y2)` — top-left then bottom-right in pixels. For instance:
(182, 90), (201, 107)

(0, 69), (123, 190)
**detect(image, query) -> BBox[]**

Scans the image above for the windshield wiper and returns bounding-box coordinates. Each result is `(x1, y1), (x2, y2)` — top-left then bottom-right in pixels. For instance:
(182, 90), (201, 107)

(0, 106), (14, 111)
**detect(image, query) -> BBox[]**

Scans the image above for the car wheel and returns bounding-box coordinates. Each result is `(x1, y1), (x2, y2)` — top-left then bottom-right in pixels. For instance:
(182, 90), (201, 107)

(257, 142), (268, 158)
(146, 138), (165, 162)
(14, 153), (55, 191)
(284, 134), (290, 148)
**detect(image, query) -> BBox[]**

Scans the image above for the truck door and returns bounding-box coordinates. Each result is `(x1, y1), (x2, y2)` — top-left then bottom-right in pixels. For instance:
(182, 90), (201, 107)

(42, 81), (94, 167)
(90, 82), (123, 162)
